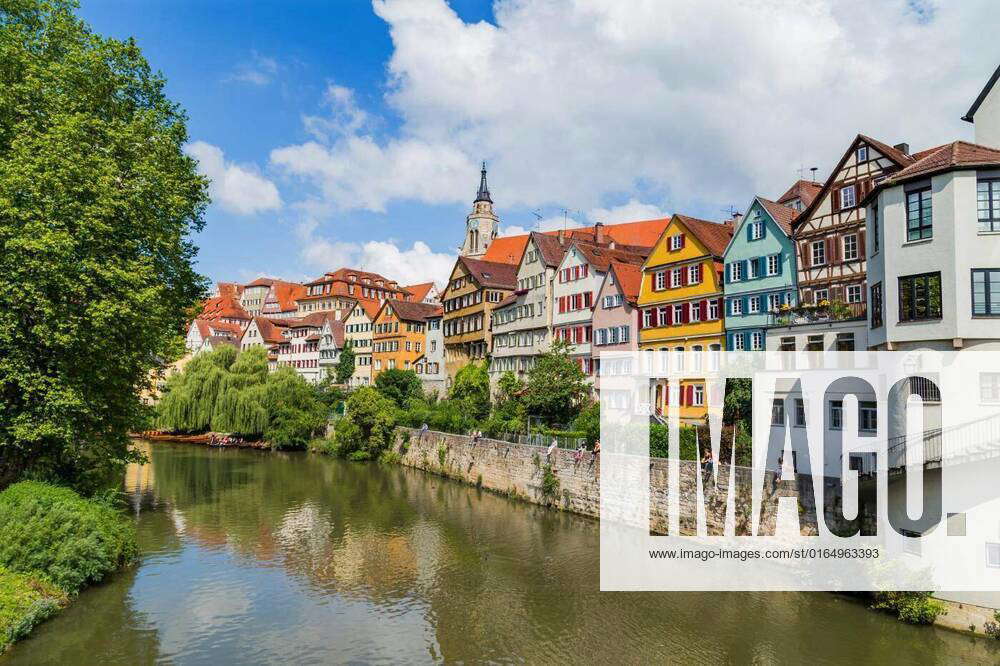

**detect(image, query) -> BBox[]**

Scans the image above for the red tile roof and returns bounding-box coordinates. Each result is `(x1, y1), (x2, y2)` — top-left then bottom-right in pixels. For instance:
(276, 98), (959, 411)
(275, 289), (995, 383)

(386, 299), (445, 323)
(484, 218), (671, 265)
(884, 140), (1000, 183)
(608, 261), (642, 305)
(457, 256), (519, 289)
(245, 277), (277, 288)
(776, 180), (822, 209)
(673, 215), (734, 257)
(403, 282), (435, 302)
(757, 198), (798, 236)
(571, 242), (647, 272)
(251, 316), (292, 345)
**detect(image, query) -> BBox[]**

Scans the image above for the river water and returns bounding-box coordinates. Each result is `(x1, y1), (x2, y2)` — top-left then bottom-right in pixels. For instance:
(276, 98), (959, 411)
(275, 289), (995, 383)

(2, 441), (997, 664)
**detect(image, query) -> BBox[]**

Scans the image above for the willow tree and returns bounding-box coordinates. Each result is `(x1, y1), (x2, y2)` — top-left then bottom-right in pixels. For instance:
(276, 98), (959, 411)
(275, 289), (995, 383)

(0, 0), (210, 490)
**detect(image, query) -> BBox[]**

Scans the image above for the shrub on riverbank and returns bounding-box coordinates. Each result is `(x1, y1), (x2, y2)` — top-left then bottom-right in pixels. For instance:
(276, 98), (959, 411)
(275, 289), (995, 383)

(330, 387), (397, 460)
(872, 591), (946, 625)
(0, 482), (138, 595)
(0, 567), (67, 654)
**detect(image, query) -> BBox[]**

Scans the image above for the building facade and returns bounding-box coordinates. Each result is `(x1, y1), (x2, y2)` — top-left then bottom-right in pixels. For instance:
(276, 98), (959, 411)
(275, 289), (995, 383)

(441, 256), (516, 381)
(297, 268), (408, 315)
(864, 141), (1000, 352)
(372, 300), (441, 376)
(590, 261), (642, 395)
(343, 301), (375, 386)
(639, 214), (732, 422)
(722, 198), (799, 351)
(414, 312), (447, 395)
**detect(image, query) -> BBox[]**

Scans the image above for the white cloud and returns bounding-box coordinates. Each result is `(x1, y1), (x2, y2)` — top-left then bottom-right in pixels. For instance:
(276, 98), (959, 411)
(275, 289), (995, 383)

(588, 199), (668, 224)
(186, 141), (282, 215)
(296, 220), (455, 287)
(228, 51), (279, 86)
(276, 0), (993, 217)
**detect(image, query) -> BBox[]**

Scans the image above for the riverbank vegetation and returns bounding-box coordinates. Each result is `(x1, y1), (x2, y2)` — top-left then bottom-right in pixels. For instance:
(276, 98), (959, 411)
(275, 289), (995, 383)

(155, 346), (328, 450)
(0, 481), (137, 653)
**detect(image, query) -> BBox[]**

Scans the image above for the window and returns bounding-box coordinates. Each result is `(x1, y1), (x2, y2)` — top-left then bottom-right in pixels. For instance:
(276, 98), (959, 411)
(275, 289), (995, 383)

(978, 179), (1000, 232)
(671, 268), (683, 288)
(846, 284), (862, 303)
(689, 302), (701, 322)
(988, 543), (1000, 569)
(771, 399), (785, 425)
(806, 335), (824, 352)
(669, 234), (684, 250)
(840, 185), (856, 209)
(708, 344), (721, 371)
(779, 337), (795, 352)
(750, 331), (763, 350)
(843, 234), (858, 261)
(859, 402), (877, 432)
(835, 332), (855, 351)
(830, 400), (843, 429)
(794, 399), (806, 426)
(811, 240), (826, 266)
(748, 259), (759, 279)
(871, 283), (883, 328)
(750, 219), (764, 240)
(972, 269), (1000, 316)
(692, 385), (705, 406)
(899, 272), (942, 321)
(655, 271), (666, 290)
(730, 261), (743, 281)
(730, 298), (743, 316)
(731, 333), (745, 351)
(748, 296), (760, 314)
(767, 254), (779, 276)
(643, 310), (653, 328)
(688, 264), (700, 284)
(981, 373), (1000, 403)
(856, 145), (868, 163)
(673, 304), (684, 322)
(708, 300), (719, 320)
(767, 293), (781, 312)
(814, 288), (829, 303)
(906, 188), (933, 241)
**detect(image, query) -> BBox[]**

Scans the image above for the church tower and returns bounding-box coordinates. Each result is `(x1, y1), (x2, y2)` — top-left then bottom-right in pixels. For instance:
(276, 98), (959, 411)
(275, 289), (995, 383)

(460, 162), (499, 258)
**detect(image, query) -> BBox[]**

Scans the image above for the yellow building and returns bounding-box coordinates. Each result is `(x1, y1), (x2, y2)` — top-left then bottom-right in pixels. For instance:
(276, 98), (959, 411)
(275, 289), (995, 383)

(639, 214), (733, 422)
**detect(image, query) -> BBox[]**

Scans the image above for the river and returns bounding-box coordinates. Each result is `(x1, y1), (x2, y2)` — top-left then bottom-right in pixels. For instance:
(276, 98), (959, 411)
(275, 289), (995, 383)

(2, 440), (997, 664)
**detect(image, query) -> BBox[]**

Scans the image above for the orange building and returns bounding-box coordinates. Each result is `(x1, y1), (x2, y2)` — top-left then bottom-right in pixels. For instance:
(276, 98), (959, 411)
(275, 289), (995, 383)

(372, 300), (443, 375)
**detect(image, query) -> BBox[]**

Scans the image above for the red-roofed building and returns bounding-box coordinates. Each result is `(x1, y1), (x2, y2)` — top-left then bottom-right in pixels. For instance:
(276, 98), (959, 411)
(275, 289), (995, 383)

(185, 318), (244, 353)
(372, 300), (442, 377)
(297, 268), (410, 316)
(483, 218), (671, 266)
(404, 282), (440, 304)
(343, 300), (378, 387)
(590, 261), (643, 395)
(238, 277), (307, 319)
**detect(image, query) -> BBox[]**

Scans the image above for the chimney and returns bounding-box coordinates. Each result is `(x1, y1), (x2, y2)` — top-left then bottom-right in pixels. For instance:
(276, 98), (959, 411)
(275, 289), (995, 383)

(894, 142), (910, 155)
(595, 222), (605, 245)
(558, 228), (565, 246)
(732, 212), (743, 225)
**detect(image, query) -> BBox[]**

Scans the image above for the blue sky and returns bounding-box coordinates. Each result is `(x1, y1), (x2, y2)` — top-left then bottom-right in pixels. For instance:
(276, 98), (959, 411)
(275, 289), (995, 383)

(78, 0), (990, 287)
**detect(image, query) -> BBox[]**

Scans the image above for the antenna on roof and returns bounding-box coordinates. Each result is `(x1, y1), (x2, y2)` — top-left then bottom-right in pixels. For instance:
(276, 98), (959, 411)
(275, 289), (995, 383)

(810, 167), (818, 183)
(721, 205), (740, 219)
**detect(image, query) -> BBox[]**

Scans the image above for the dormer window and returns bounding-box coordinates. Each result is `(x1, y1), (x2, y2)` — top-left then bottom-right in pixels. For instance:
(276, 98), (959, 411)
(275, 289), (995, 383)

(349, 275), (356, 282)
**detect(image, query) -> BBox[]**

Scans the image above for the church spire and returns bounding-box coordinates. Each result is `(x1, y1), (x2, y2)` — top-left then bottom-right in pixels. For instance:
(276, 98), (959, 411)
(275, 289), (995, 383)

(475, 161), (492, 203)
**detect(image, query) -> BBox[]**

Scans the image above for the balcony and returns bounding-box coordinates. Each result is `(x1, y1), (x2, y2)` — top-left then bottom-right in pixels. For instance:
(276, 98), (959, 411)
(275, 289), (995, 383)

(768, 300), (866, 327)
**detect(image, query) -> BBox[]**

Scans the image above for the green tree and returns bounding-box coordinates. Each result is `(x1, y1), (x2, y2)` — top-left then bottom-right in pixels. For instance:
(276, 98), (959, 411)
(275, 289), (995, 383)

(572, 402), (600, 446)
(0, 0), (209, 491)
(333, 340), (355, 384)
(724, 378), (753, 427)
(333, 387), (396, 460)
(524, 340), (589, 425)
(483, 371), (525, 436)
(449, 361), (490, 421)
(374, 368), (422, 408)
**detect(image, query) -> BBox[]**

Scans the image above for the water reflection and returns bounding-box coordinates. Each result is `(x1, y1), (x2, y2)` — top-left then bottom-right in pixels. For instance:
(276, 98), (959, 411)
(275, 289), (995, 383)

(2, 441), (998, 664)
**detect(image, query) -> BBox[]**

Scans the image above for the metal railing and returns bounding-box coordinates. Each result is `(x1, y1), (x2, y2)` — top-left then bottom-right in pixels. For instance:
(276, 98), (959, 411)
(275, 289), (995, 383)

(768, 301), (866, 327)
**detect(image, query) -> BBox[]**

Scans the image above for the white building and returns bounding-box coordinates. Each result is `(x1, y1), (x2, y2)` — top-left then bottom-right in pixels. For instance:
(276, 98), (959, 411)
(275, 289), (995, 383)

(185, 319), (243, 353)
(414, 312), (447, 395)
(343, 300), (376, 386)
(318, 316), (346, 380)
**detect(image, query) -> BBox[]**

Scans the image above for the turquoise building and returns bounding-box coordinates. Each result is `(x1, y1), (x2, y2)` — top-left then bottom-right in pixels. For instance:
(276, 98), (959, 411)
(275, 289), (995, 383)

(722, 198), (799, 350)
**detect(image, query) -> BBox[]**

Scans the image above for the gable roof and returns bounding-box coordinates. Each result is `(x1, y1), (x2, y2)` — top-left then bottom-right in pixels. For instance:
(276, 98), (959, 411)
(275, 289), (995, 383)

(457, 256), (518, 289)
(672, 214), (734, 257)
(569, 241), (647, 272)
(483, 218), (670, 265)
(245, 277), (276, 288)
(326, 319), (345, 348)
(861, 140), (1000, 205)
(386, 299), (444, 323)
(251, 316), (291, 345)
(776, 179), (822, 209)
(530, 231), (570, 267)
(608, 261), (642, 305)
(403, 282), (435, 302)
(757, 198), (798, 236)
(792, 133), (916, 235)
(963, 64), (1000, 122)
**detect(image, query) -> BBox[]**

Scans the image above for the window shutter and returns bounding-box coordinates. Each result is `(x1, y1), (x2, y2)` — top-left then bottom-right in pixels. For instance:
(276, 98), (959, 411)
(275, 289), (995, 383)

(776, 254), (783, 275)
(650, 308), (658, 327)
(686, 385), (694, 405)
(664, 385), (669, 405)
(725, 263), (731, 283)
(697, 264), (704, 282)
(742, 259), (749, 279)
(800, 242), (810, 268)
(760, 221), (766, 239)
(831, 188), (840, 213)
(699, 300), (707, 320)
(680, 385), (686, 406)
(747, 223), (754, 241)
(859, 230), (866, 257)
(716, 298), (724, 318)
(666, 307), (673, 326)
(827, 236), (837, 264)
(681, 268), (688, 286)
(682, 304), (690, 324)
(583, 264), (589, 277)
(742, 296), (749, 314)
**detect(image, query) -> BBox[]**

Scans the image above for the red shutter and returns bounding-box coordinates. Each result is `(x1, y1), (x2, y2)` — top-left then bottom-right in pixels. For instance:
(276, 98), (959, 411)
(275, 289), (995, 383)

(584, 291), (593, 307)
(831, 188), (840, 213)
(682, 304), (690, 324)
(681, 267), (688, 286)
(687, 385), (694, 405)
(800, 242), (811, 268)
(859, 230), (866, 257)
(666, 307), (673, 326)
(680, 234), (686, 248)
(664, 386), (669, 405)
(699, 300), (707, 320)
(827, 236), (837, 264)
(679, 385), (686, 406)
(697, 264), (704, 282)
(583, 264), (589, 277)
